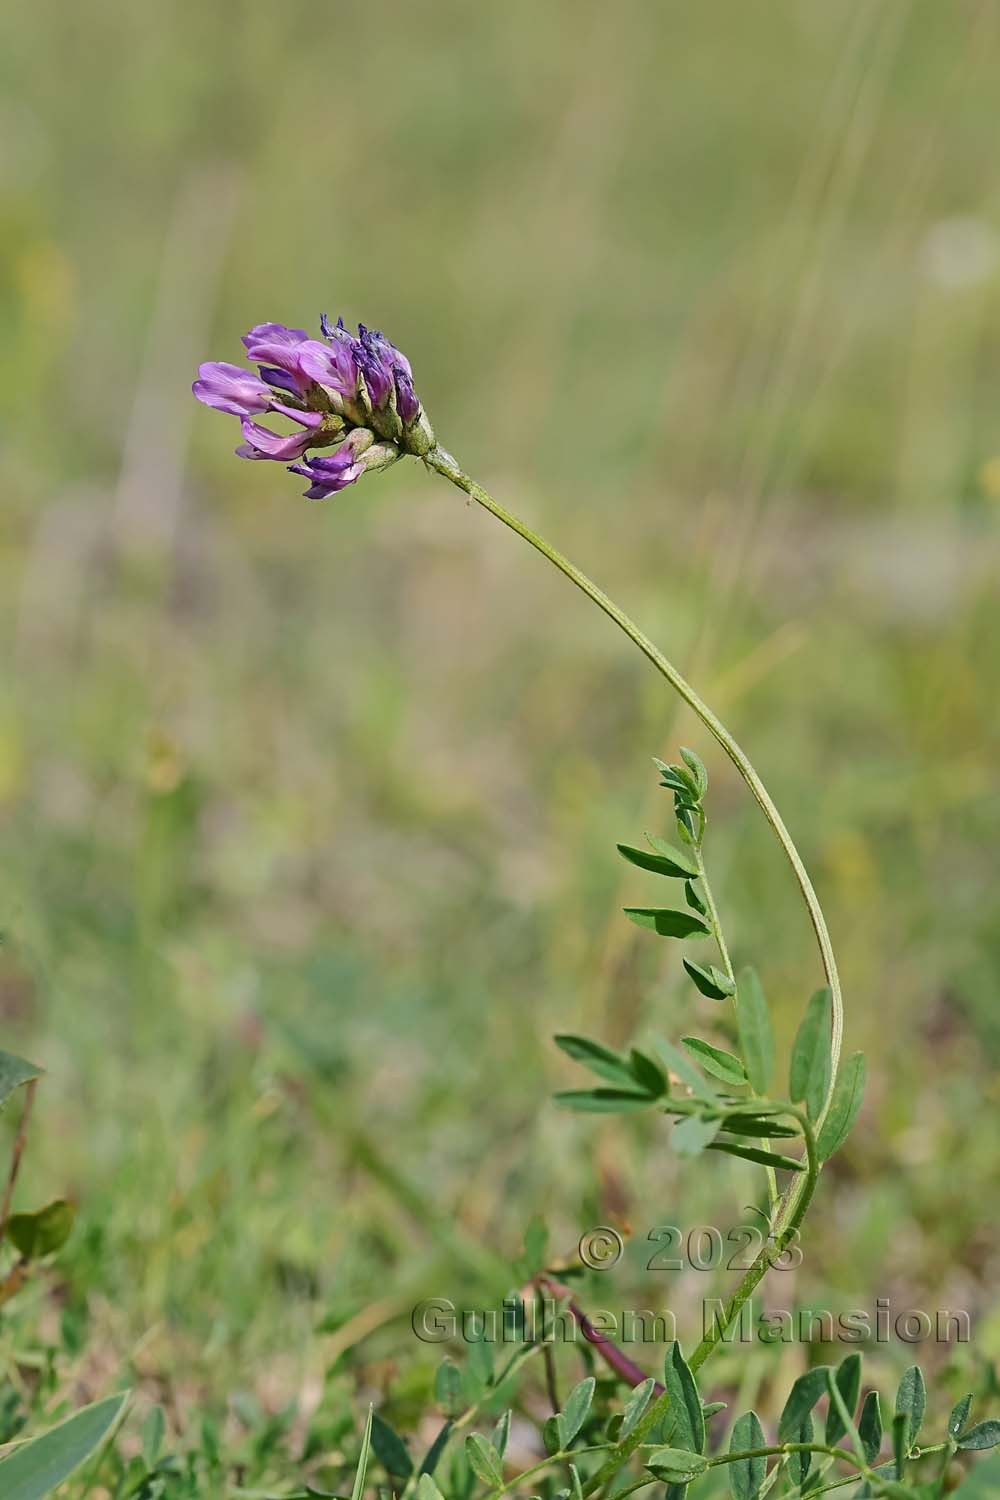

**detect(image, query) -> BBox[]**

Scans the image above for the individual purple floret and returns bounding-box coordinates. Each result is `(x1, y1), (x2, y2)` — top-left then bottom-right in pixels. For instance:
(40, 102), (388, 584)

(193, 312), (434, 500)
(296, 339), (359, 399)
(288, 431), (372, 499)
(193, 362), (274, 418)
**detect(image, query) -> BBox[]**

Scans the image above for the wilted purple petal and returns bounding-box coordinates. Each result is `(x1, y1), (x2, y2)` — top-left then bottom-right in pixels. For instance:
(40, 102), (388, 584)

(238, 417), (314, 461)
(193, 361), (273, 417)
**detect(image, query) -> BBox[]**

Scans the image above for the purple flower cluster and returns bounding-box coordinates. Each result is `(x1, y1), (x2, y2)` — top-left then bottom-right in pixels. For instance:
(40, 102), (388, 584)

(193, 316), (433, 499)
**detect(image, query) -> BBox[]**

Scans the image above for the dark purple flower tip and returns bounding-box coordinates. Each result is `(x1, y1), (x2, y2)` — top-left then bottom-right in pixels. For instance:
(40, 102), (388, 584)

(351, 326), (392, 409)
(237, 417), (315, 462)
(320, 313), (353, 343)
(193, 361), (273, 418)
(393, 364), (420, 425)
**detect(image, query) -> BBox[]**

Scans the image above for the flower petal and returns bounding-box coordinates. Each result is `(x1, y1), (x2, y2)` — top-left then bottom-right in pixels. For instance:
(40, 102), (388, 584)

(193, 361), (273, 416)
(239, 418), (313, 461)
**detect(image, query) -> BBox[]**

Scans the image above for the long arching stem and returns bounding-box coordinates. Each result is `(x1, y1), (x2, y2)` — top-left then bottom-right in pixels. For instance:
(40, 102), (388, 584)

(425, 446), (843, 1115)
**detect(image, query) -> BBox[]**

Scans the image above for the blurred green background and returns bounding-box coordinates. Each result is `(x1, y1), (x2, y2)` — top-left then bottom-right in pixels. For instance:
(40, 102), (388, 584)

(2, 0), (999, 1483)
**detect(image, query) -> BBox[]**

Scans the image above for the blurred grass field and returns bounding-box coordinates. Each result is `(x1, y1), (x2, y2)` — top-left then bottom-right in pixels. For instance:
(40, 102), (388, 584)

(2, 0), (1000, 1487)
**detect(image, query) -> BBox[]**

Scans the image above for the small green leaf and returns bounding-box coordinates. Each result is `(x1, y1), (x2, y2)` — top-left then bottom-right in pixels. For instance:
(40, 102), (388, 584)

(679, 748), (708, 800)
(560, 1378), (594, 1445)
(490, 1411), (511, 1459)
(521, 1216), (549, 1277)
(418, 1475), (447, 1500)
(628, 1048), (667, 1097)
(684, 881), (708, 916)
(825, 1353), (862, 1444)
(788, 1415), (813, 1486)
(621, 1379), (656, 1438)
(646, 1448), (708, 1482)
(434, 1362), (463, 1416)
(728, 1410), (765, 1500)
(891, 1410), (908, 1479)
(0, 1053), (43, 1113)
(617, 842), (698, 880)
(736, 968), (773, 1094)
(554, 1035), (637, 1088)
(708, 1141), (805, 1172)
(789, 989), (832, 1120)
(465, 1434), (504, 1489)
(142, 1406), (166, 1469)
(419, 1424), (453, 1480)
(554, 1088), (655, 1113)
(624, 908), (711, 939)
(894, 1365), (925, 1450)
(778, 1367), (831, 1441)
(859, 1390), (883, 1463)
(542, 1414), (562, 1453)
(719, 1114), (799, 1139)
(673, 1114), (720, 1157)
(652, 1036), (717, 1099)
(681, 1037), (747, 1087)
(816, 1052), (867, 1161)
(467, 1337), (494, 1391)
(371, 1413), (412, 1479)
(6, 1200), (76, 1261)
(683, 959), (736, 1000)
(957, 1421), (1000, 1452)
(663, 1342), (704, 1455)
(0, 1394), (128, 1500)
(654, 758), (702, 802)
(948, 1394), (974, 1440)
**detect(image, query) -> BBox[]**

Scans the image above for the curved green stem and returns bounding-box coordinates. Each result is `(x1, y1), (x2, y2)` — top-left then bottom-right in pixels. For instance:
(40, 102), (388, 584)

(425, 446), (844, 1495)
(425, 447), (843, 1122)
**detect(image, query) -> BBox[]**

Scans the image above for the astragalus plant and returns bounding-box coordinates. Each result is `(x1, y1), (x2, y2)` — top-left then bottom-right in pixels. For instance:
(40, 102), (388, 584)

(194, 318), (999, 1499)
